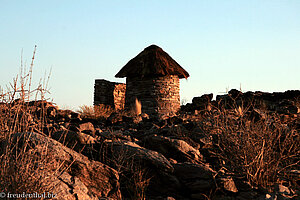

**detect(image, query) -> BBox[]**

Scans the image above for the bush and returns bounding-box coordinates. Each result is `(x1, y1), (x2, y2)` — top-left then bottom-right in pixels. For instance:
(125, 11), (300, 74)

(0, 47), (62, 195)
(77, 104), (114, 119)
(199, 102), (299, 191)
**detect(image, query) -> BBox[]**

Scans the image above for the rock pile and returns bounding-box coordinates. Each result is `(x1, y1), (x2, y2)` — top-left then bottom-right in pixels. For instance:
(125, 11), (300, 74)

(182, 89), (300, 115)
(1, 90), (299, 200)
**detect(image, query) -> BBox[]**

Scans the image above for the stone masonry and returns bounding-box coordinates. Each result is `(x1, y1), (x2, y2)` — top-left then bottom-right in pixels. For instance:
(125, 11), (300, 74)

(94, 75), (180, 116)
(94, 79), (126, 110)
(125, 75), (180, 116)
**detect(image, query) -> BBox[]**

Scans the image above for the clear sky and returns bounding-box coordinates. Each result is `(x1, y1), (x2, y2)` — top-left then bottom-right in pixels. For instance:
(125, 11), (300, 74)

(1, 0), (299, 109)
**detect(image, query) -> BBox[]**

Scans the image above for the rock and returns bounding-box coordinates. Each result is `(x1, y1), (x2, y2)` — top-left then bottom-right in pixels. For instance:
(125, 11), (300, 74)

(212, 194), (235, 200)
(236, 191), (259, 200)
(228, 89), (242, 98)
(248, 108), (267, 122)
(47, 106), (57, 118)
(217, 176), (238, 193)
(122, 115), (134, 123)
(56, 109), (73, 121)
(107, 112), (123, 124)
(187, 179), (213, 192)
(141, 113), (150, 120)
(180, 102), (194, 112)
(275, 184), (291, 196)
(106, 140), (173, 173)
(51, 128), (96, 151)
(275, 100), (299, 114)
(98, 130), (132, 141)
(4, 132), (122, 199)
(192, 93), (213, 110)
(167, 116), (184, 125)
(150, 196), (178, 200)
(286, 104), (299, 114)
(265, 194), (272, 200)
(164, 197), (176, 200)
(274, 184), (297, 199)
(143, 134), (203, 163)
(262, 193), (280, 200)
(76, 132), (97, 145)
(174, 163), (216, 194)
(147, 171), (183, 198)
(71, 112), (81, 119)
(77, 122), (96, 136)
(105, 140), (183, 197)
(55, 171), (95, 200)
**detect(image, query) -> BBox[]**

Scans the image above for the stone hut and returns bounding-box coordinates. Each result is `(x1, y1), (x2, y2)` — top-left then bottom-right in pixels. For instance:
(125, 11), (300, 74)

(115, 44), (189, 116)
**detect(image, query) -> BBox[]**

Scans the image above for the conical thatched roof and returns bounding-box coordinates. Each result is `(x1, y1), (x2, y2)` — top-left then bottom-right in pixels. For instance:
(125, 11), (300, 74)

(115, 45), (189, 79)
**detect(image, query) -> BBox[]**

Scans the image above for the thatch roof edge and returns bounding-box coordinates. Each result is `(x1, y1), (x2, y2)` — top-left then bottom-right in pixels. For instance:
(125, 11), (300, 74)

(115, 45), (189, 79)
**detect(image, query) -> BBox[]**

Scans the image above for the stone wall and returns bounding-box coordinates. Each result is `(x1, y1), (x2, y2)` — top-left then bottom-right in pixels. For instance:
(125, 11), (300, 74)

(125, 75), (180, 116)
(94, 79), (126, 110)
(113, 83), (126, 110)
(181, 89), (300, 115)
(216, 89), (300, 114)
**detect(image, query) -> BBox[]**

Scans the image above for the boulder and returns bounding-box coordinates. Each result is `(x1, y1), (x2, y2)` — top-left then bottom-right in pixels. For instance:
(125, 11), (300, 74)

(3, 132), (121, 199)
(51, 128), (96, 150)
(105, 140), (182, 198)
(217, 176), (238, 193)
(70, 122), (96, 137)
(174, 163), (216, 195)
(106, 140), (173, 173)
(192, 93), (213, 110)
(98, 130), (132, 141)
(142, 134), (203, 163)
(228, 89), (242, 98)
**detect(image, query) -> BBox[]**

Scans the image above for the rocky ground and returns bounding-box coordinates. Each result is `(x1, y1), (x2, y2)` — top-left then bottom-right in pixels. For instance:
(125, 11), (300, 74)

(0, 89), (299, 200)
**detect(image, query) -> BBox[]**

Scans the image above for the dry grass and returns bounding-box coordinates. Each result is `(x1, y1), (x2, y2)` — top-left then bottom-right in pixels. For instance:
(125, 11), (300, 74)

(124, 163), (151, 200)
(78, 100), (142, 120)
(77, 104), (114, 119)
(0, 46), (50, 138)
(0, 134), (63, 196)
(0, 47), (64, 196)
(111, 153), (150, 200)
(198, 100), (300, 191)
(99, 142), (151, 200)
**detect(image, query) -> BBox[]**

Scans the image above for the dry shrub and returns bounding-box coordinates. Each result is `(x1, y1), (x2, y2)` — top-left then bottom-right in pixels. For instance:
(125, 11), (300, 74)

(114, 157), (151, 200)
(100, 143), (151, 200)
(77, 104), (114, 119)
(0, 134), (63, 196)
(201, 101), (299, 191)
(0, 46), (64, 196)
(0, 46), (50, 138)
(78, 103), (141, 120)
(125, 163), (151, 200)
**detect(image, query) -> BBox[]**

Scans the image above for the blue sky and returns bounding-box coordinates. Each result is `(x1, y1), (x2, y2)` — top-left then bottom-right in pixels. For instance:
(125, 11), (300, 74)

(0, 0), (299, 109)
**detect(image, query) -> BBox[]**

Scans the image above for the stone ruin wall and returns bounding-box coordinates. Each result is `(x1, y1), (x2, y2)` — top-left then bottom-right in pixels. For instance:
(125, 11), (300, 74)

(113, 83), (126, 110)
(182, 89), (300, 115)
(94, 79), (126, 110)
(125, 75), (180, 116)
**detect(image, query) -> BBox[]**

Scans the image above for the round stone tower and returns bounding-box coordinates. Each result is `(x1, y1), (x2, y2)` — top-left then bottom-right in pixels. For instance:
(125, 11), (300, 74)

(115, 45), (189, 116)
